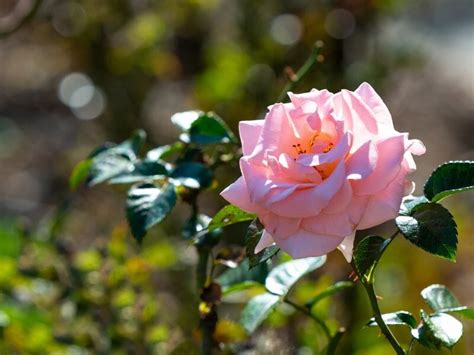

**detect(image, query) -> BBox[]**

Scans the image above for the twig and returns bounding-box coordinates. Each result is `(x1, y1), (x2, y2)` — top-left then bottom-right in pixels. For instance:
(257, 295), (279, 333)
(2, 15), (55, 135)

(276, 40), (324, 103)
(284, 297), (331, 340)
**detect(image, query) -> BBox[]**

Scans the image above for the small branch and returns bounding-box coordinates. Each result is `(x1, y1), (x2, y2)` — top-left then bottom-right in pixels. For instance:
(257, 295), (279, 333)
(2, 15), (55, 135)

(284, 298), (331, 340)
(276, 40), (324, 103)
(326, 328), (345, 355)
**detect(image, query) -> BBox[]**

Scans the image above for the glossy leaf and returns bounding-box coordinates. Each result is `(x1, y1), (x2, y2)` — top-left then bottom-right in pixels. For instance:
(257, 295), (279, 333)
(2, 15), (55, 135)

(188, 112), (236, 144)
(353, 235), (391, 279)
(421, 284), (460, 312)
(305, 281), (353, 309)
(170, 162), (214, 189)
(396, 203), (457, 261)
(245, 219), (279, 269)
(412, 310), (463, 349)
(424, 161), (474, 202)
(217, 258), (268, 291)
(109, 160), (168, 184)
(367, 311), (417, 328)
(240, 293), (280, 333)
(126, 183), (177, 242)
(88, 154), (134, 186)
(182, 213), (211, 240)
(146, 142), (185, 161)
(220, 281), (263, 297)
(265, 256), (326, 296)
(209, 205), (256, 232)
(439, 307), (474, 319)
(171, 110), (201, 131)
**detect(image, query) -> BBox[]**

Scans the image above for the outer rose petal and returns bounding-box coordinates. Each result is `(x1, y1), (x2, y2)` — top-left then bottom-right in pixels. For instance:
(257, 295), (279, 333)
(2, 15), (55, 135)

(346, 140), (377, 180)
(273, 229), (345, 258)
(352, 134), (405, 195)
(337, 233), (355, 262)
(301, 211), (354, 237)
(323, 180), (353, 214)
(220, 177), (263, 214)
(357, 162), (409, 229)
(355, 82), (394, 132)
(239, 120), (264, 155)
(261, 213), (301, 239)
(255, 229), (275, 253)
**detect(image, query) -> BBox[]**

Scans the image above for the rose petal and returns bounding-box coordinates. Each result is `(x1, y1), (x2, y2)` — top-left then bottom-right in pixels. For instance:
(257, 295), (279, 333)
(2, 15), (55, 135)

(301, 211), (354, 237)
(274, 229), (345, 258)
(355, 82), (394, 131)
(297, 132), (351, 167)
(220, 176), (263, 214)
(352, 134), (405, 195)
(255, 229), (275, 253)
(261, 213), (301, 239)
(337, 232), (355, 262)
(239, 120), (264, 155)
(346, 140), (377, 180)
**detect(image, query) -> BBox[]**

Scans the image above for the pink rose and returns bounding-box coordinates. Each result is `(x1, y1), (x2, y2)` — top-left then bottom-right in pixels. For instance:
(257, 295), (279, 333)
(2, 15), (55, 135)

(221, 83), (425, 261)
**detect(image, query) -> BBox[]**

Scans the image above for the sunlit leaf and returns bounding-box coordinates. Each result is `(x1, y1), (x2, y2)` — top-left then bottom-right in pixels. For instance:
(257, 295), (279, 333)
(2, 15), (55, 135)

(421, 284), (460, 312)
(367, 311), (417, 328)
(209, 205), (256, 232)
(265, 256), (326, 296)
(412, 310), (463, 349)
(109, 159), (168, 184)
(396, 203), (457, 261)
(240, 293), (280, 333)
(126, 183), (177, 242)
(305, 281), (353, 309)
(424, 161), (474, 202)
(146, 142), (185, 161)
(69, 159), (92, 189)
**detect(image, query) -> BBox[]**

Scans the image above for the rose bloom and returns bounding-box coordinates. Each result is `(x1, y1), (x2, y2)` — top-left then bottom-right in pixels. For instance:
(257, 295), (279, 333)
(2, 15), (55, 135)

(221, 83), (425, 261)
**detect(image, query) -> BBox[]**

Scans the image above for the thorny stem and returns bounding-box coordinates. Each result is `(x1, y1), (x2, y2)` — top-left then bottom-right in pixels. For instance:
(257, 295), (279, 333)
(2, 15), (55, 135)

(276, 41), (324, 103)
(355, 230), (406, 355)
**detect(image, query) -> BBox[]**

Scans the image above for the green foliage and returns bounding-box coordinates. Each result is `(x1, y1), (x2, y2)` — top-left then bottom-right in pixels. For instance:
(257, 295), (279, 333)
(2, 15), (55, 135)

(240, 256), (326, 333)
(421, 284), (474, 319)
(170, 162), (214, 189)
(396, 202), (458, 261)
(412, 310), (463, 349)
(171, 110), (236, 145)
(305, 281), (353, 309)
(353, 235), (391, 280)
(367, 311), (417, 328)
(208, 205), (256, 232)
(265, 256), (326, 296)
(424, 161), (474, 202)
(240, 293), (280, 333)
(126, 183), (177, 242)
(217, 258), (268, 293)
(245, 219), (279, 269)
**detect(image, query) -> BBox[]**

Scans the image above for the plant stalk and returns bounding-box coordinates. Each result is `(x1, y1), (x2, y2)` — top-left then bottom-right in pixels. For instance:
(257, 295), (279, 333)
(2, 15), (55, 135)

(362, 281), (405, 355)
(284, 298), (331, 340)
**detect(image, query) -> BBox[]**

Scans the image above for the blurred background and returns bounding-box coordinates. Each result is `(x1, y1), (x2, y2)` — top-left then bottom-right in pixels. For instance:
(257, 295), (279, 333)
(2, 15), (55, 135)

(0, 0), (473, 354)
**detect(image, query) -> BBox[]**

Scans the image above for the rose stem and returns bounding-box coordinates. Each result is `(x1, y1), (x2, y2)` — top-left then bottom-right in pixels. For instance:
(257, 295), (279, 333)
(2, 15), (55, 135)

(356, 230), (406, 355)
(276, 41), (324, 103)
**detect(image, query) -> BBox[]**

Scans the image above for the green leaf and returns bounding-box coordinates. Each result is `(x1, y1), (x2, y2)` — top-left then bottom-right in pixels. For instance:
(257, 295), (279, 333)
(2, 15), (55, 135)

(353, 235), (391, 279)
(188, 112), (236, 144)
(217, 258), (268, 291)
(424, 161), (474, 202)
(109, 160), (168, 184)
(265, 256), (326, 296)
(220, 281), (263, 297)
(367, 311), (417, 328)
(412, 310), (463, 349)
(396, 203), (458, 261)
(240, 293), (280, 333)
(305, 281), (353, 309)
(421, 284), (460, 312)
(126, 183), (177, 242)
(399, 195), (429, 216)
(146, 142), (185, 161)
(209, 205), (256, 232)
(439, 307), (474, 319)
(88, 154), (134, 186)
(245, 219), (279, 269)
(170, 162), (214, 189)
(69, 159), (92, 189)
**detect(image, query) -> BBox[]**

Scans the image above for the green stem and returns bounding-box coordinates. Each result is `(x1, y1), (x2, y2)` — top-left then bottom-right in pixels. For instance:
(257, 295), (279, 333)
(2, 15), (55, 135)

(326, 328), (345, 355)
(362, 282), (405, 355)
(277, 41), (324, 103)
(284, 298), (331, 341)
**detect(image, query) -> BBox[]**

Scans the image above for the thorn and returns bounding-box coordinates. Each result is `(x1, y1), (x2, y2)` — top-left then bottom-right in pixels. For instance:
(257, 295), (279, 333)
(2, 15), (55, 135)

(284, 66), (297, 82)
